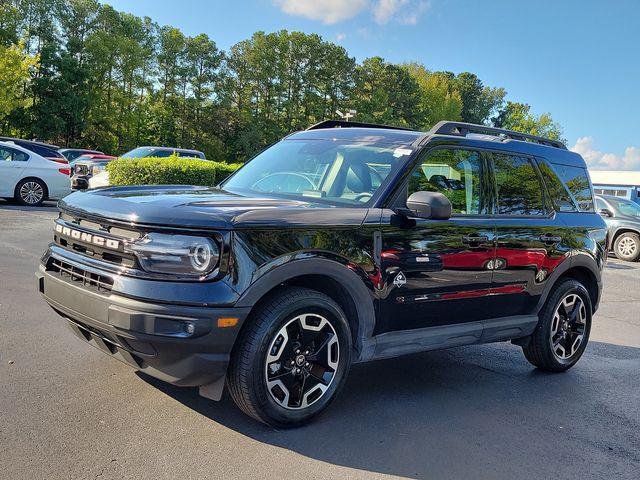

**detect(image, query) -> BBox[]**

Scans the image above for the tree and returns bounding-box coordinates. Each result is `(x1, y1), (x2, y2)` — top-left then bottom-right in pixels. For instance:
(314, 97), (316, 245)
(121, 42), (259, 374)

(404, 63), (462, 129)
(493, 101), (563, 141)
(453, 72), (505, 124)
(0, 43), (38, 131)
(352, 56), (422, 127)
(0, 0), (563, 161)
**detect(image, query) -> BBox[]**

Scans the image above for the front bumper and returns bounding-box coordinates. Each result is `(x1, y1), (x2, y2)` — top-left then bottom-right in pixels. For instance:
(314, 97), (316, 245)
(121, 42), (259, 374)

(37, 255), (250, 399)
(71, 175), (90, 190)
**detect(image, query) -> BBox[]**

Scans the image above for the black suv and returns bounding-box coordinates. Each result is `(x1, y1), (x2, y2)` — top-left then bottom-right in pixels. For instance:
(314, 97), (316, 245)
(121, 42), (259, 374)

(37, 121), (607, 427)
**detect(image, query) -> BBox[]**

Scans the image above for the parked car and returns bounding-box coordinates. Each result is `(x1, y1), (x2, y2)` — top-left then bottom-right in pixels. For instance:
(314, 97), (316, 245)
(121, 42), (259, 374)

(122, 146), (206, 159)
(87, 170), (110, 189)
(0, 137), (68, 164)
(596, 194), (640, 261)
(0, 141), (71, 206)
(59, 148), (104, 162)
(70, 154), (117, 190)
(37, 120), (606, 427)
(82, 146), (208, 188)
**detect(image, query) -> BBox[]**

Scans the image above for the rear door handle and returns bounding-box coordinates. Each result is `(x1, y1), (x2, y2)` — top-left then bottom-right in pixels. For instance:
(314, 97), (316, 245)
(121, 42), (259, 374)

(540, 234), (562, 245)
(462, 234), (490, 244)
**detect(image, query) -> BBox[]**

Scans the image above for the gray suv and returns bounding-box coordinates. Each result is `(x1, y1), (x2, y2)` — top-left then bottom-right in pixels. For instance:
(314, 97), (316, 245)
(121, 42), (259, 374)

(596, 195), (640, 261)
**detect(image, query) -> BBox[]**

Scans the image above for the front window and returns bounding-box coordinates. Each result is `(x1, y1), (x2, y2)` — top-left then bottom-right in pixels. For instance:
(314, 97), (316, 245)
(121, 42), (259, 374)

(609, 197), (640, 217)
(407, 148), (490, 215)
(222, 139), (412, 205)
(0, 146), (28, 162)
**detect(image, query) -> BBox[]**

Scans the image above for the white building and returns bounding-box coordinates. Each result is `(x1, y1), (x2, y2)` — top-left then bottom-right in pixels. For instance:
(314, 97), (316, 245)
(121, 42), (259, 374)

(589, 170), (640, 204)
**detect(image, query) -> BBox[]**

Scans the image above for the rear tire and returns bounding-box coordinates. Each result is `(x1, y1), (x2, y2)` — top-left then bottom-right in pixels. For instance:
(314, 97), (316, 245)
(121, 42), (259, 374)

(522, 279), (592, 372)
(15, 178), (47, 206)
(613, 232), (640, 262)
(227, 286), (352, 427)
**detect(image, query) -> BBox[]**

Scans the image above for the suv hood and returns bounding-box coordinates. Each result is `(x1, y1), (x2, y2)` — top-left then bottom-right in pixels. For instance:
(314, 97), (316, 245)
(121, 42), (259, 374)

(58, 185), (368, 229)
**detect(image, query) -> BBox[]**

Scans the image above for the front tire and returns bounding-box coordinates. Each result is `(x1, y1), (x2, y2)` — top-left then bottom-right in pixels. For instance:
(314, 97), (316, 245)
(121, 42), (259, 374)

(227, 287), (352, 427)
(613, 232), (640, 262)
(523, 279), (592, 372)
(15, 178), (47, 206)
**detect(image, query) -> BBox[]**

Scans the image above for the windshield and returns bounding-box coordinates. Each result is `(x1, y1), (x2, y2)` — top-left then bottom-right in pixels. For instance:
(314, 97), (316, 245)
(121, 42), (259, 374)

(610, 197), (640, 216)
(222, 139), (412, 205)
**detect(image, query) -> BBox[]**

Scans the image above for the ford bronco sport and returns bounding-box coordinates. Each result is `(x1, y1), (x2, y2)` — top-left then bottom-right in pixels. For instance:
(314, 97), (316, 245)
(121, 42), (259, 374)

(37, 121), (607, 427)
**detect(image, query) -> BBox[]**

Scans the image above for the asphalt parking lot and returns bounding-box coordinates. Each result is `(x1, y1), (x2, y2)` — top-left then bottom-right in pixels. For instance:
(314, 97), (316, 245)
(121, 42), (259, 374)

(1, 200), (639, 480)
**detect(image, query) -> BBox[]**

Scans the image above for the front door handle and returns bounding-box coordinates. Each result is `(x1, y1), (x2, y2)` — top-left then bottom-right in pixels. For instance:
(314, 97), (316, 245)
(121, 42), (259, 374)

(540, 234), (562, 245)
(462, 234), (489, 244)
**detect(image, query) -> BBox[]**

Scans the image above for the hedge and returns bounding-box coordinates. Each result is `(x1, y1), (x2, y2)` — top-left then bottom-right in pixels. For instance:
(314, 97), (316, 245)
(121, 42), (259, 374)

(107, 155), (242, 187)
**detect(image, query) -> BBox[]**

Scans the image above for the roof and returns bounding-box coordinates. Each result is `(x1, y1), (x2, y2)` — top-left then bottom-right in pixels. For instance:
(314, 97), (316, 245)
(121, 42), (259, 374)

(0, 136), (59, 150)
(138, 146), (204, 153)
(288, 127), (423, 148)
(589, 170), (640, 187)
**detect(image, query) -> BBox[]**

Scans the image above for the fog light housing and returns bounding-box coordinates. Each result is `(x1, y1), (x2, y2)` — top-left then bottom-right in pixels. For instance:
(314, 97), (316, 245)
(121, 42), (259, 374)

(184, 322), (196, 335)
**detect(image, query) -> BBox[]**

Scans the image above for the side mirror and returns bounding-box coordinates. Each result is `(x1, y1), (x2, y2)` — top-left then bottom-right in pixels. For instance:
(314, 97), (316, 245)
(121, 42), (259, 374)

(599, 208), (613, 218)
(406, 191), (452, 220)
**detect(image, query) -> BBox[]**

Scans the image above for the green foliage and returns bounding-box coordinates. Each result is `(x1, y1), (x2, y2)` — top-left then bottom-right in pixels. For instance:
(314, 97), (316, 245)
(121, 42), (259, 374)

(452, 72), (506, 124)
(2, 0), (563, 162)
(107, 156), (241, 186)
(352, 57), (422, 127)
(493, 101), (564, 141)
(0, 42), (37, 126)
(404, 63), (463, 127)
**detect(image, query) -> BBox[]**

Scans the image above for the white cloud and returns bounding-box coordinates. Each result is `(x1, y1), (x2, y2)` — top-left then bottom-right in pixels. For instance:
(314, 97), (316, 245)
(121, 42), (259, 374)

(571, 137), (640, 171)
(398, 0), (429, 25)
(274, 0), (428, 25)
(373, 0), (408, 24)
(274, 0), (368, 24)
(335, 32), (347, 41)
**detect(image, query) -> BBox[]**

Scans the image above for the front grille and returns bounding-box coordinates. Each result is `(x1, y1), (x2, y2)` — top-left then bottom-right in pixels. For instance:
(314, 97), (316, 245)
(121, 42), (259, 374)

(47, 257), (113, 293)
(54, 215), (141, 268)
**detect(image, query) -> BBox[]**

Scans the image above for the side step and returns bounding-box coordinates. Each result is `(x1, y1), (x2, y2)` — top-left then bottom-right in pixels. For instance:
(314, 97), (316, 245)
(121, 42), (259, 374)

(369, 315), (538, 361)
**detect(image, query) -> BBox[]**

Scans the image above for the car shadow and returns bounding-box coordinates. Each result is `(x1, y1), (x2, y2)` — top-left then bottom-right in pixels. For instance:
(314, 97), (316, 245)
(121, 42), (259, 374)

(605, 261), (636, 270)
(137, 340), (640, 479)
(0, 199), (58, 212)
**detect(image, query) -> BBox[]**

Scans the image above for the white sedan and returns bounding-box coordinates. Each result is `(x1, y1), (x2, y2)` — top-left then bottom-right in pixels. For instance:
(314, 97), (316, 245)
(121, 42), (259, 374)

(0, 141), (71, 206)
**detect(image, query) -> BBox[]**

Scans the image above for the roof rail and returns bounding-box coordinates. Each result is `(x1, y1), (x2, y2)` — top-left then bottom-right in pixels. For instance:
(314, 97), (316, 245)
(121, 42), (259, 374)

(428, 121), (567, 149)
(307, 120), (416, 132)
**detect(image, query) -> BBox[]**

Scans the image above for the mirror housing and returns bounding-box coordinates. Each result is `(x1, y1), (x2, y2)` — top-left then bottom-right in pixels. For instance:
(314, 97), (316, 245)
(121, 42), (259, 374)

(599, 208), (613, 218)
(405, 191), (452, 220)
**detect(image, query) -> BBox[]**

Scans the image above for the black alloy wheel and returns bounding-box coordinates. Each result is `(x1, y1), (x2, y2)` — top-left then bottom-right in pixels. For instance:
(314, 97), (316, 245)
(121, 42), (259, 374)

(228, 286), (352, 427)
(264, 313), (339, 409)
(523, 279), (592, 372)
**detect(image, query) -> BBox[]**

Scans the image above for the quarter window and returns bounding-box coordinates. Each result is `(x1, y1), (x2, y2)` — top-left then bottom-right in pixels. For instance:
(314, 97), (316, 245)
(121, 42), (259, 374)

(493, 154), (546, 216)
(538, 161), (576, 212)
(553, 164), (594, 212)
(407, 148), (489, 215)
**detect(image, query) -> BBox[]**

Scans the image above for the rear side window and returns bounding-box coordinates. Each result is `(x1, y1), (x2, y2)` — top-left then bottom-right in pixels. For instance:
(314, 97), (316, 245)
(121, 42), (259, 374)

(492, 154), (546, 216)
(553, 164), (594, 212)
(177, 151), (200, 158)
(152, 149), (174, 158)
(29, 144), (64, 158)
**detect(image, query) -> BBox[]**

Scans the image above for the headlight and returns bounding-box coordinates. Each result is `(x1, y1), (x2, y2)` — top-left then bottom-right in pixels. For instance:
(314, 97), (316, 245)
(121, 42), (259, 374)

(129, 233), (219, 277)
(92, 165), (105, 175)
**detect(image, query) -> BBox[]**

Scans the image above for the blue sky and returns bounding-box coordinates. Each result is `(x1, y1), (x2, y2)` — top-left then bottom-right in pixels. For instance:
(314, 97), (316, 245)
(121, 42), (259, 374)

(105, 0), (640, 170)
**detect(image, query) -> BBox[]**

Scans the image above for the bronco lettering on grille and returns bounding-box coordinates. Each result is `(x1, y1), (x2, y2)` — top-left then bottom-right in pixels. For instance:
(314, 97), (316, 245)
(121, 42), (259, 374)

(55, 224), (120, 250)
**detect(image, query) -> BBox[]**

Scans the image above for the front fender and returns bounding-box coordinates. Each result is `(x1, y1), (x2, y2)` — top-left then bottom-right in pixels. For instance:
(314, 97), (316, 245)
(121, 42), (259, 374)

(235, 256), (377, 361)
